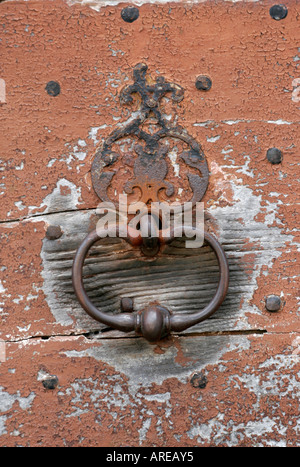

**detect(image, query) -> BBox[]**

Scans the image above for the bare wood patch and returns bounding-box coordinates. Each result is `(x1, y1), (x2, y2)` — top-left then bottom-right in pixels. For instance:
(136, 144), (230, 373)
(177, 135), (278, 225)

(41, 209), (251, 335)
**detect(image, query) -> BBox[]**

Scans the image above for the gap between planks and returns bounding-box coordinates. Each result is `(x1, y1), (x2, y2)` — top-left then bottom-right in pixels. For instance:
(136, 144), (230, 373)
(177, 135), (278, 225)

(3, 328), (269, 344)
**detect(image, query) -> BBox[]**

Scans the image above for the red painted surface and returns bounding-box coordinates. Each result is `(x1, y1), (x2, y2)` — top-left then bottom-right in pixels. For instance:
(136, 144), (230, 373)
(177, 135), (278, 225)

(0, 0), (299, 447)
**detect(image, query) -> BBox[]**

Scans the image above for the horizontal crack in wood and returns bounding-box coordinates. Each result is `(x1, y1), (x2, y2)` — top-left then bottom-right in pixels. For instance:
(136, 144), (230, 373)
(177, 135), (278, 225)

(0, 207), (96, 225)
(3, 328), (273, 344)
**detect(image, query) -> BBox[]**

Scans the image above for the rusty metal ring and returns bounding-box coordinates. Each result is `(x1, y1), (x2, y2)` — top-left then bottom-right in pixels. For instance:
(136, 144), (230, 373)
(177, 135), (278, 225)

(72, 227), (229, 341)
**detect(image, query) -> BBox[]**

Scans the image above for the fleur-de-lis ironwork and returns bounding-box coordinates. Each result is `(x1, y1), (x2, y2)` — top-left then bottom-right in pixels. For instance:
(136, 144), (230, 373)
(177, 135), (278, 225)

(91, 63), (209, 206)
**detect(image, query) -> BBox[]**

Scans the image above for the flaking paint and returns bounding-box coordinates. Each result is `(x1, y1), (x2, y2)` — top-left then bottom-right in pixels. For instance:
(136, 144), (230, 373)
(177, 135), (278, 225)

(0, 0), (299, 447)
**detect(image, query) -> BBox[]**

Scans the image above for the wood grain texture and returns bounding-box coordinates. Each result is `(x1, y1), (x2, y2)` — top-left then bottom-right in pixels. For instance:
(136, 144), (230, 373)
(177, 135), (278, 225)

(40, 209), (254, 336)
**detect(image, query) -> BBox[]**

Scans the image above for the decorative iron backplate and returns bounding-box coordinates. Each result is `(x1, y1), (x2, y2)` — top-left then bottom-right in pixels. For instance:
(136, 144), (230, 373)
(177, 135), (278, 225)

(91, 63), (209, 207)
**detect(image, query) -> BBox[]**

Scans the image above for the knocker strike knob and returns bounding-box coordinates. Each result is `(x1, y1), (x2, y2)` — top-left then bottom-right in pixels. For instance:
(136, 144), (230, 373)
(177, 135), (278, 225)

(136, 305), (171, 342)
(72, 64), (229, 342)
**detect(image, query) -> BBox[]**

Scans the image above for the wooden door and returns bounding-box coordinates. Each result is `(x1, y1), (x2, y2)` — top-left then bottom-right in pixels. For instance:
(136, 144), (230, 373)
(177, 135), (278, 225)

(0, 0), (299, 447)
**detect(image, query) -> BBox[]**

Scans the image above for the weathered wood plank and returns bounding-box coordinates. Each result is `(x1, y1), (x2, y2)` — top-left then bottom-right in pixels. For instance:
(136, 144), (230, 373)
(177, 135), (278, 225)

(0, 0), (299, 450)
(0, 332), (298, 446)
(38, 207), (275, 335)
(0, 0), (299, 222)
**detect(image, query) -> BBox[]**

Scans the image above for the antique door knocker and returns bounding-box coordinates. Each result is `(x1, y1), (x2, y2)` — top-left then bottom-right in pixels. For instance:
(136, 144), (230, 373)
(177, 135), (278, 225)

(72, 64), (229, 342)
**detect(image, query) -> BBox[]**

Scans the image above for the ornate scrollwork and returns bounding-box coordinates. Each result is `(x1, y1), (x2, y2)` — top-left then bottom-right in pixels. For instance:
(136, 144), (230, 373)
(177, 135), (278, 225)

(91, 63), (209, 206)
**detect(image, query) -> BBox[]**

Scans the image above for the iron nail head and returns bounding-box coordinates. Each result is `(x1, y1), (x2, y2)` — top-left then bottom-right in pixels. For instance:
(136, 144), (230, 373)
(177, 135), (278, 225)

(195, 76), (212, 91)
(121, 6), (139, 23)
(267, 147), (283, 164)
(269, 4), (288, 20)
(265, 295), (282, 312)
(46, 225), (63, 240)
(45, 81), (61, 97)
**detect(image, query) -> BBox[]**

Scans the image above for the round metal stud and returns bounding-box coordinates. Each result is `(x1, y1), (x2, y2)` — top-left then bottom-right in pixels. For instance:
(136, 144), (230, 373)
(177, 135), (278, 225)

(45, 81), (61, 97)
(267, 148), (283, 164)
(195, 75), (212, 91)
(269, 4), (288, 20)
(265, 295), (282, 312)
(121, 6), (139, 23)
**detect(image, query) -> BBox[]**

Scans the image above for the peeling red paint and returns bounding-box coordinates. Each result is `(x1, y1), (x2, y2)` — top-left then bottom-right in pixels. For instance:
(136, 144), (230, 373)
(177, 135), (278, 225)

(0, 0), (299, 448)
(0, 334), (299, 447)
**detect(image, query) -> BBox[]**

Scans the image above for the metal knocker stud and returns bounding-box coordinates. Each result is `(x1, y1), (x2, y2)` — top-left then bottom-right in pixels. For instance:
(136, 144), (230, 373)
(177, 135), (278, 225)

(72, 64), (230, 342)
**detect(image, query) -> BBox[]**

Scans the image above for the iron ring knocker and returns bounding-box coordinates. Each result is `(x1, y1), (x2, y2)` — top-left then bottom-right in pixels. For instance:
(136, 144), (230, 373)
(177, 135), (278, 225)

(72, 63), (230, 341)
(72, 225), (229, 342)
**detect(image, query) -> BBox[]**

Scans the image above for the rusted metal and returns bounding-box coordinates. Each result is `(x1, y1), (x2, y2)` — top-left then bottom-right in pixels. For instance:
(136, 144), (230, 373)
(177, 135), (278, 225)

(72, 226), (229, 342)
(45, 225), (63, 240)
(195, 76), (212, 91)
(140, 213), (160, 256)
(136, 304), (171, 342)
(45, 81), (60, 97)
(269, 4), (288, 20)
(91, 63), (209, 208)
(265, 295), (282, 312)
(120, 297), (134, 313)
(121, 6), (140, 23)
(74, 64), (228, 341)
(267, 147), (283, 164)
(190, 373), (208, 389)
(42, 375), (59, 390)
